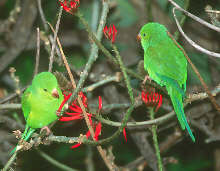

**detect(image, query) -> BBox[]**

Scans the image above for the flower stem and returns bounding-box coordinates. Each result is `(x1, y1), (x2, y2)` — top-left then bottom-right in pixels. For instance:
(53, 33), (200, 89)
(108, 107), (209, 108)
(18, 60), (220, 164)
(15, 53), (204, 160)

(69, 7), (110, 102)
(37, 150), (77, 171)
(112, 44), (134, 131)
(149, 107), (163, 171)
(2, 152), (17, 171)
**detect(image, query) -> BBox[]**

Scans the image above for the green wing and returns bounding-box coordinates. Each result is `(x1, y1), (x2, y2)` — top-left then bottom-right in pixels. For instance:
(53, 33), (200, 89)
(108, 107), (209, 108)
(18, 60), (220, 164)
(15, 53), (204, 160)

(21, 86), (32, 120)
(144, 36), (187, 87)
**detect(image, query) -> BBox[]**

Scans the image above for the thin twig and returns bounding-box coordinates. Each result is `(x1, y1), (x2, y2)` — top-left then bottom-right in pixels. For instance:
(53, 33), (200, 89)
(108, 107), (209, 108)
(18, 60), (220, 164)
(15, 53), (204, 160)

(37, 0), (62, 62)
(149, 108), (163, 171)
(83, 75), (119, 92)
(91, 0), (100, 32)
(172, 7), (220, 58)
(112, 44), (135, 132)
(167, 31), (220, 112)
(2, 152), (17, 171)
(37, 0), (49, 31)
(34, 27), (40, 77)
(205, 9), (220, 14)
(0, 87), (26, 104)
(2, 84), (219, 128)
(113, 45), (134, 103)
(95, 111), (174, 127)
(48, 7), (63, 72)
(69, 2), (110, 103)
(174, 0), (190, 40)
(47, 135), (79, 143)
(95, 84), (220, 127)
(0, 103), (21, 110)
(37, 150), (78, 171)
(205, 5), (220, 27)
(47, 23), (77, 89)
(168, 0), (220, 32)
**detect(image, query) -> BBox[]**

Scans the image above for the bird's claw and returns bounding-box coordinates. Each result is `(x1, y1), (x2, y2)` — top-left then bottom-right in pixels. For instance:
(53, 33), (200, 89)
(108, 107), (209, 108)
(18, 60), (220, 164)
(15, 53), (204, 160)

(141, 75), (152, 90)
(143, 75), (152, 85)
(40, 126), (51, 136)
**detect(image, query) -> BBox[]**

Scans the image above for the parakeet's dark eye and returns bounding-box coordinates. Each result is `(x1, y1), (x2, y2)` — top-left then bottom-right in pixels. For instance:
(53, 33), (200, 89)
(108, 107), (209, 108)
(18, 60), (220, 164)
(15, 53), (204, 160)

(143, 33), (146, 37)
(43, 88), (48, 92)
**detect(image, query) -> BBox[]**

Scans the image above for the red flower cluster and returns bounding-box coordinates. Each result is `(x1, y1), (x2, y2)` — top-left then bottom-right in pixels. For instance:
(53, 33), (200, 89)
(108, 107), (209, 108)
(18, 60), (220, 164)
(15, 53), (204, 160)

(59, 0), (80, 14)
(103, 24), (117, 43)
(58, 91), (102, 148)
(141, 89), (162, 112)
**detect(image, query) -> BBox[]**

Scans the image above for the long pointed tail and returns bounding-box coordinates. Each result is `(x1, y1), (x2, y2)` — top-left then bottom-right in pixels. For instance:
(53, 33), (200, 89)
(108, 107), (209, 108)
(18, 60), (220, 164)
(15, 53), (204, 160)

(167, 85), (195, 142)
(10, 125), (36, 155)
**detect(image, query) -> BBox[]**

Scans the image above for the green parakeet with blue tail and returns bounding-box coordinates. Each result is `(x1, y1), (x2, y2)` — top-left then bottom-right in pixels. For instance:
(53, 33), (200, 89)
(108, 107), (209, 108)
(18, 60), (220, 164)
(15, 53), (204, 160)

(138, 22), (195, 142)
(11, 72), (64, 154)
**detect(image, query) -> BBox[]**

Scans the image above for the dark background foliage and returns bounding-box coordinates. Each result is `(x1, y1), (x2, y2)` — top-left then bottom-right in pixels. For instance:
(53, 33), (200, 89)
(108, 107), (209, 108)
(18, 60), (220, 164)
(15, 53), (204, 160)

(0, 0), (220, 170)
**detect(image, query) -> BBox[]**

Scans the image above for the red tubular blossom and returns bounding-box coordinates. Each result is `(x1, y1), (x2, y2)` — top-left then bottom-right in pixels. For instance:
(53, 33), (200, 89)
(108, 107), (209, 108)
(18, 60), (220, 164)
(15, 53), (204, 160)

(65, 112), (81, 115)
(78, 91), (88, 108)
(88, 115), (93, 126)
(57, 93), (72, 112)
(103, 24), (117, 43)
(86, 130), (91, 138)
(59, 91), (103, 149)
(155, 94), (163, 112)
(59, 91), (87, 121)
(59, 115), (82, 121)
(142, 89), (163, 112)
(71, 143), (81, 149)
(98, 96), (102, 111)
(94, 122), (102, 141)
(59, 0), (80, 14)
(69, 105), (82, 113)
(123, 127), (127, 142)
(112, 24), (117, 43)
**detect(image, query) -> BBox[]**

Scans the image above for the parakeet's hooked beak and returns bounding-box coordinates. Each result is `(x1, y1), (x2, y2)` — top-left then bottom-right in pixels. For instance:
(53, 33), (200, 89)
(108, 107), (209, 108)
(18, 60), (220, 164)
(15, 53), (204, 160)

(137, 33), (141, 42)
(52, 88), (59, 98)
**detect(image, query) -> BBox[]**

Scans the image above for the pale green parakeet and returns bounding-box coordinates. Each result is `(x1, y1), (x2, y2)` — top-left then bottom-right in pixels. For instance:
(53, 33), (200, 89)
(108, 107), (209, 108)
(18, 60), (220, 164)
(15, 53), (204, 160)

(11, 72), (64, 154)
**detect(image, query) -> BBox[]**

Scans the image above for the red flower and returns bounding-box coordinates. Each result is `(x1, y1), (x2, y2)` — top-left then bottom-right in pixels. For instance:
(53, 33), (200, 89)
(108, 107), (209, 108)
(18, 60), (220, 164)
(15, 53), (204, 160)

(58, 91), (102, 148)
(141, 89), (162, 112)
(123, 127), (127, 142)
(103, 24), (117, 43)
(59, 0), (80, 14)
(98, 96), (102, 111)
